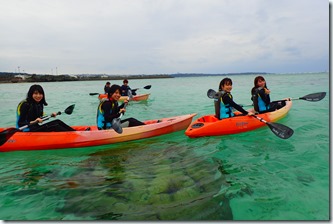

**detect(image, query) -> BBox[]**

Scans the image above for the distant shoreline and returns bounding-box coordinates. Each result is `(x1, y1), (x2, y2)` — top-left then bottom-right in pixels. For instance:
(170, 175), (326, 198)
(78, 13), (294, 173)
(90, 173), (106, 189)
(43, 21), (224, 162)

(0, 71), (327, 83)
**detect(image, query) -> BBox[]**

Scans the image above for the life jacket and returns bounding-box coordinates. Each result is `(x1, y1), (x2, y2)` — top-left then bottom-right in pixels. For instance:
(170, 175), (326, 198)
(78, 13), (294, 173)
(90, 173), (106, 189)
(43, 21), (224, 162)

(96, 100), (116, 130)
(16, 100), (44, 131)
(214, 91), (234, 119)
(252, 87), (270, 112)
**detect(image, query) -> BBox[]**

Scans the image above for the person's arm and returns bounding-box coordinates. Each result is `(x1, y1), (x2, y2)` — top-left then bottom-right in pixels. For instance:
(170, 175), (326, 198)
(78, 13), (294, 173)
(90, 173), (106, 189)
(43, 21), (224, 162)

(258, 88), (270, 104)
(223, 95), (248, 115)
(103, 102), (121, 122)
(17, 103), (30, 127)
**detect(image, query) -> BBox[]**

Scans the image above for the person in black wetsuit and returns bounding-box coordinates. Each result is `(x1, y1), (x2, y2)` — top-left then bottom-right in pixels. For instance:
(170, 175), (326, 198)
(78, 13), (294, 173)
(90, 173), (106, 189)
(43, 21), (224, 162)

(120, 79), (136, 96)
(96, 84), (145, 130)
(251, 76), (288, 114)
(104, 81), (111, 94)
(215, 78), (254, 120)
(16, 84), (75, 132)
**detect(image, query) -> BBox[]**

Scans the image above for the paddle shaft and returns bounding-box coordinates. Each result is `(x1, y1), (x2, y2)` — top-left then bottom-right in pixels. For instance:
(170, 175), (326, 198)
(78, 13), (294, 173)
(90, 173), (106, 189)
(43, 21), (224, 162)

(0, 105), (75, 146)
(111, 103), (128, 134)
(90, 85), (151, 96)
(251, 115), (294, 139)
(206, 89), (293, 139)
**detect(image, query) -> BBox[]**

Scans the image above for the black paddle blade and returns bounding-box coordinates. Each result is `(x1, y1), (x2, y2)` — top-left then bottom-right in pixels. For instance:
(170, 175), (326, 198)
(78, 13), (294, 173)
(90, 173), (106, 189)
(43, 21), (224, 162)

(299, 92), (326, 102)
(128, 90), (133, 99)
(112, 119), (123, 134)
(207, 89), (217, 99)
(144, 85), (152, 89)
(64, 104), (75, 115)
(267, 122), (294, 139)
(89, 93), (99, 96)
(0, 128), (20, 146)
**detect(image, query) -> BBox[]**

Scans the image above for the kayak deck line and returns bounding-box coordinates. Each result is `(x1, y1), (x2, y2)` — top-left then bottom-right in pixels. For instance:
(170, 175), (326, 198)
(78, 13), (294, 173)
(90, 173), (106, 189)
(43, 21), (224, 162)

(0, 113), (196, 152)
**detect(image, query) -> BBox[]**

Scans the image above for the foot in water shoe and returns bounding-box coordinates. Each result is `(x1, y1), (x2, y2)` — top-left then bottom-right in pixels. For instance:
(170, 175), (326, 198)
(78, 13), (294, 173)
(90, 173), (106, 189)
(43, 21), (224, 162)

(85, 127), (91, 131)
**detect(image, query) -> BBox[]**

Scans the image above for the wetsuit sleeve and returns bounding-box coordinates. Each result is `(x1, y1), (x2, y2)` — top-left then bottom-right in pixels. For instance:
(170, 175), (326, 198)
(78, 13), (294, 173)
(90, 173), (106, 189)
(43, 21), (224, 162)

(120, 85), (126, 96)
(17, 102), (30, 127)
(251, 89), (259, 112)
(258, 88), (270, 104)
(102, 102), (120, 122)
(222, 95), (248, 115)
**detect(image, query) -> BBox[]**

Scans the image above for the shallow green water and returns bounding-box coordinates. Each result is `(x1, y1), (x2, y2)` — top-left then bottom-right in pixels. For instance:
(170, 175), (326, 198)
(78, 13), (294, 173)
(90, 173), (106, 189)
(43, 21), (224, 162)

(0, 73), (329, 220)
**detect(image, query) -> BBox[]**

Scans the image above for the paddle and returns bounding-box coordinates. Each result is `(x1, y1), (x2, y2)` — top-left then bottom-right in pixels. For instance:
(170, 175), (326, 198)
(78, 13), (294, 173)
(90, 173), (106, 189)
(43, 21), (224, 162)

(207, 89), (218, 99)
(111, 90), (132, 134)
(89, 85), (152, 96)
(251, 115), (294, 139)
(131, 85), (152, 92)
(111, 103), (128, 134)
(206, 89), (293, 139)
(235, 92), (327, 108)
(0, 104), (75, 146)
(289, 92), (326, 102)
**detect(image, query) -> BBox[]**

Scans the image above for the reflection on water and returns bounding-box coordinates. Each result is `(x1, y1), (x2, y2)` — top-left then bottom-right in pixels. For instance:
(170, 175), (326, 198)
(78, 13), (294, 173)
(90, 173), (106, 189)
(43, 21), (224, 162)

(55, 142), (236, 220)
(0, 73), (329, 220)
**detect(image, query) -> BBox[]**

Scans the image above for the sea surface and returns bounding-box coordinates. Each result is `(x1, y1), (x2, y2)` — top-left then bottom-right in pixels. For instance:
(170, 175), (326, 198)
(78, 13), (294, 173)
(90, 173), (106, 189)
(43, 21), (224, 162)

(0, 72), (329, 221)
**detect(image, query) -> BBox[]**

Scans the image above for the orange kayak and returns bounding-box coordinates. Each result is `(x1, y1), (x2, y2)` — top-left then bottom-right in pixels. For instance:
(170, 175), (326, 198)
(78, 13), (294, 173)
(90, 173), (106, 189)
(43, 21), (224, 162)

(185, 101), (292, 138)
(98, 93), (150, 101)
(0, 113), (196, 152)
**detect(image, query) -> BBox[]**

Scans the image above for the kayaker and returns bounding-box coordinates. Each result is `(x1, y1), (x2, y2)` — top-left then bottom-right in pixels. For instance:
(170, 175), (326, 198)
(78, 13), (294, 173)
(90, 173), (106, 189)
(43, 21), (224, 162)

(215, 78), (254, 119)
(120, 79), (136, 96)
(97, 84), (145, 130)
(104, 81), (111, 94)
(16, 84), (75, 132)
(251, 76), (287, 113)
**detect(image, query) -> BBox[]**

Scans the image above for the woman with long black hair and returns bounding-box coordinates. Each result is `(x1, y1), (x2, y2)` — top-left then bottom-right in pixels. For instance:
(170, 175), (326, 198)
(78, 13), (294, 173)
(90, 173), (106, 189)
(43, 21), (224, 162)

(16, 84), (75, 132)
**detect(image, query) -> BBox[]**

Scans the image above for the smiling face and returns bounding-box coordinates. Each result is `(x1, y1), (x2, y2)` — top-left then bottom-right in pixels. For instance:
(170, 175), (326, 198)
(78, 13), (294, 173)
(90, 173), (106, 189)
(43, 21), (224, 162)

(257, 78), (266, 88)
(221, 82), (232, 93)
(111, 89), (122, 101)
(32, 90), (44, 103)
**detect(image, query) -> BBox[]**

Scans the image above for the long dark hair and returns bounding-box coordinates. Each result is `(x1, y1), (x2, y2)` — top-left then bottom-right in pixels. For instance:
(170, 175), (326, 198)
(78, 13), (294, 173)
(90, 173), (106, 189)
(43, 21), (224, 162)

(251, 76), (268, 94)
(219, 78), (232, 91)
(253, 76), (268, 89)
(108, 84), (122, 98)
(26, 84), (48, 106)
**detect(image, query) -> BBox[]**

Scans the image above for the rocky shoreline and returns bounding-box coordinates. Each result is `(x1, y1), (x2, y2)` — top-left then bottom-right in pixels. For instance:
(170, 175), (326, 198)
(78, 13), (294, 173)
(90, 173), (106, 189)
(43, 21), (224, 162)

(0, 72), (173, 83)
(0, 72), (274, 83)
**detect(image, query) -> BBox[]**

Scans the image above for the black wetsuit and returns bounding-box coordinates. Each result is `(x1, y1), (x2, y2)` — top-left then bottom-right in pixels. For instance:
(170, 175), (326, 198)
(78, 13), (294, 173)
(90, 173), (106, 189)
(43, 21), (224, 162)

(251, 88), (285, 113)
(97, 100), (144, 130)
(120, 85), (136, 96)
(104, 85), (111, 94)
(251, 87), (271, 113)
(221, 93), (249, 114)
(215, 92), (249, 119)
(17, 100), (74, 132)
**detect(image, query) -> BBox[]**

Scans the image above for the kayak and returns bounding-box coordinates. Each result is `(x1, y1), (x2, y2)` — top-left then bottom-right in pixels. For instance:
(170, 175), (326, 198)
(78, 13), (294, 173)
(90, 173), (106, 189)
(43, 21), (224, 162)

(0, 113), (196, 152)
(185, 101), (292, 138)
(98, 93), (150, 101)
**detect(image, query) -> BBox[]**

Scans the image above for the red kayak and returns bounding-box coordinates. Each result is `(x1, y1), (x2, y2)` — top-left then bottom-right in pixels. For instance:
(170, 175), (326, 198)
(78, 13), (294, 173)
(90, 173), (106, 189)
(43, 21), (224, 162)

(98, 93), (150, 101)
(0, 113), (196, 152)
(185, 101), (292, 138)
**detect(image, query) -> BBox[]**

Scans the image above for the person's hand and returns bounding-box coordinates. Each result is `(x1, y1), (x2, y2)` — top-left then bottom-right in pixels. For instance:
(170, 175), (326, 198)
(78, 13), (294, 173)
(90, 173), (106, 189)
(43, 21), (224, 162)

(247, 112), (255, 116)
(119, 108), (126, 114)
(51, 112), (57, 117)
(264, 88), (270, 94)
(34, 118), (43, 123)
(284, 97), (291, 101)
(123, 100), (129, 104)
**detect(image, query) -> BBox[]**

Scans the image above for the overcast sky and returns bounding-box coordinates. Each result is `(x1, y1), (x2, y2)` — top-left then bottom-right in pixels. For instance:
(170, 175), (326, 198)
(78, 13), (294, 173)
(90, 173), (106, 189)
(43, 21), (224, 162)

(0, 0), (329, 75)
